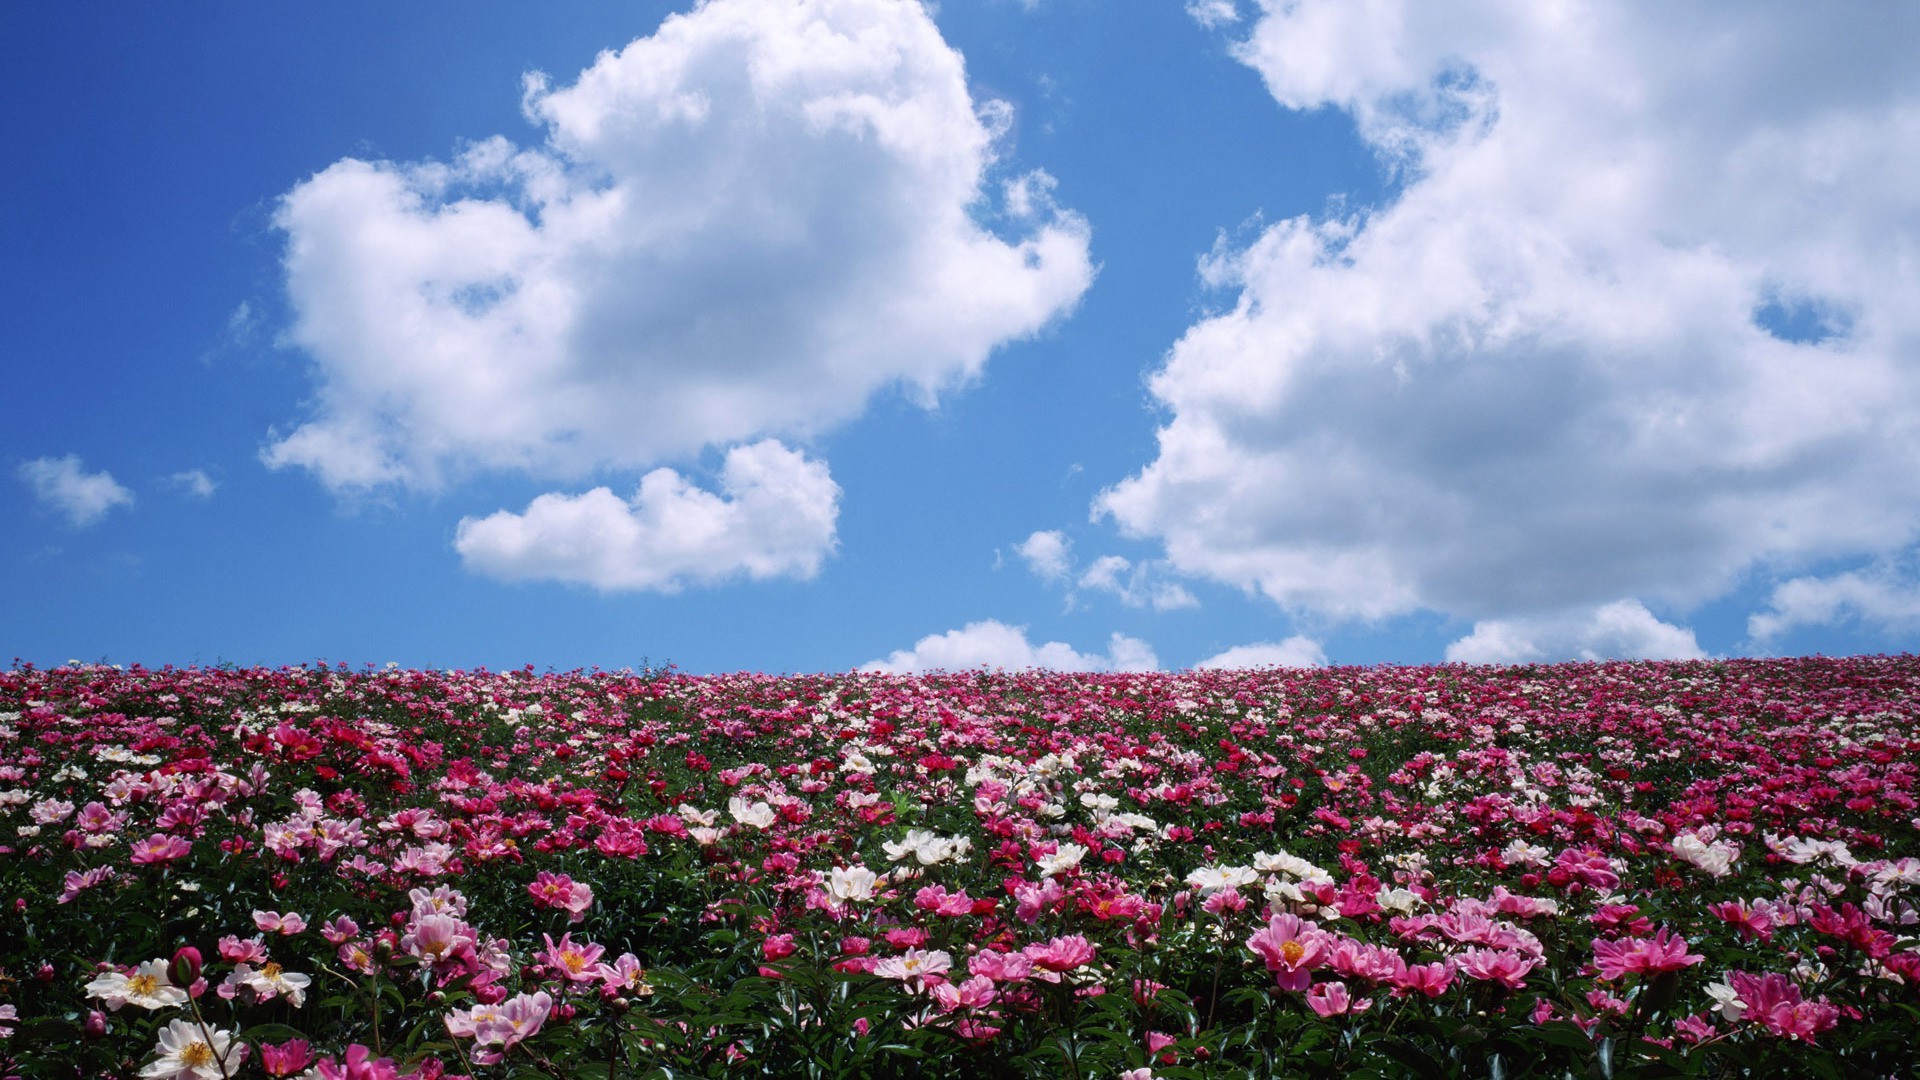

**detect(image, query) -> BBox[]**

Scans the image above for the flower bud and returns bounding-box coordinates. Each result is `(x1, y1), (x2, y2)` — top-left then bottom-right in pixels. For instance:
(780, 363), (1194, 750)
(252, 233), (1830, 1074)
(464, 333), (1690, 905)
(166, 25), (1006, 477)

(169, 945), (203, 987)
(84, 1010), (108, 1038)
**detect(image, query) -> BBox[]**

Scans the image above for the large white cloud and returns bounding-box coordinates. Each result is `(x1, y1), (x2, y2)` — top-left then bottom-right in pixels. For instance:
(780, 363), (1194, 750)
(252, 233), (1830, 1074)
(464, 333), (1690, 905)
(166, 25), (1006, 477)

(268, 0), (1092, 491)
(454, 439), (836, 591)
(1748, 565), (1920, 645)
(1102, 2), (1920, 651)
(18, 455), (134, 527)
(1194, 636), (1325, 670)
(861, 619), (1158, 673)
(1445, 600), (1706, 665)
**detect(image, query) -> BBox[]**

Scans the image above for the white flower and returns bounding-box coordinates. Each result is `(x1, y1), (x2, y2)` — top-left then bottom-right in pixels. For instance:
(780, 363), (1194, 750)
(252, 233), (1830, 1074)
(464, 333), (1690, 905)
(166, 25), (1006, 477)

(1184, 865), (1259, 896)
(232, 961), (311, 1007)
(1704, 980), (1745, 1022)
(85, 961), (189, 1011)
(873, 948), (953, 983)
(1035, 842), (1088, 877)
(882, 829), (971, 865)
(1499, 840), (1550, 868)
(138, 1018), (241, 1079)
(728, 798), (776, 830)
(1671, 830), (1741, 878)
(825, 865), (880, 903)
(1376, 887), (1423, 915)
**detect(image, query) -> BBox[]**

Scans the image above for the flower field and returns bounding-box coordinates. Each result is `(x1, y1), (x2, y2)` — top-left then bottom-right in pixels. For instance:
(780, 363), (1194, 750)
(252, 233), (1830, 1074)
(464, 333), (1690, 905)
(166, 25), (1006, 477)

(2, 657), (1918, 1078)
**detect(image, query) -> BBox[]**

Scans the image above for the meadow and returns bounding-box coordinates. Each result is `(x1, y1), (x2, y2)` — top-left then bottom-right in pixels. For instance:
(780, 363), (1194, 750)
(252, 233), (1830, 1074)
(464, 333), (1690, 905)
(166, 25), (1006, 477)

(1, 656), (1916, 1078)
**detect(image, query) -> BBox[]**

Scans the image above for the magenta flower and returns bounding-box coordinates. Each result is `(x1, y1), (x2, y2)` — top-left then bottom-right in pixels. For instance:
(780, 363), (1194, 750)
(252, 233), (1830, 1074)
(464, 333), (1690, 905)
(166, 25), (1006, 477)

(1391, 960), (1454, 998)
(258, 1038), (312, 1077)
(930, 974), (999, 1012)
(539, 932), (606, 983)
(1455, 948), (1539, 990)
(311, 1043), (401, 1080)
(968, 949), (1034, 983)
(128, 834), (191, 865)
(1591, 926), (1704, 981)
(1022, 934), (1097, 980)
(528, 871), (595, 923)
(1724, 971), (1841, 1043)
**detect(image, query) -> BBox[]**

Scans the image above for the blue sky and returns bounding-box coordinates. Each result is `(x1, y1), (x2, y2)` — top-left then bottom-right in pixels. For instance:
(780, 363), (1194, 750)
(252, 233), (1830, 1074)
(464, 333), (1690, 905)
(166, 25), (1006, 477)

(7, 0), (1920, 674)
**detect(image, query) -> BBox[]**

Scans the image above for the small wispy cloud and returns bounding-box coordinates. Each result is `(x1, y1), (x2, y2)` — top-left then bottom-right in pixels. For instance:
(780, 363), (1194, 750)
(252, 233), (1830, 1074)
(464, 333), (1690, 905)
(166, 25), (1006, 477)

(170, 469), (217, 499)
(18, 455), (134, 527)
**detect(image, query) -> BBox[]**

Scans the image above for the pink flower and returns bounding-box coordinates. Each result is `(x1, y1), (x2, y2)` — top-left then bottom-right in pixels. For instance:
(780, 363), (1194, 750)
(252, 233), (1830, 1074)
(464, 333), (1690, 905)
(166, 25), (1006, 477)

(403, 912), (475, 965)
(594, 952), (653, 994)
(1725, 971), (1841, 1043)
(312, 1042), (401, 1080)
(930, 975), (999, 1012)
(1391, 960), (1454, 998)
(253, 910), (307, 935)
(1455, 948), (1538, 990)
(1247, 914), (1330, 992)
(913, 884), (976, 916)
(129, 833), (191, 865)
(447, 991), (553, 1065)
(320, 915), (360, 945)
(1550, 848), (1620, 892)
(57, 866), (116, 904)
(762, 933), (797, 960)
(527, 871), (594, 923)
(259, 1038), (312, 1077)
(539, 932), (606, 983)
(1306, 980), (1372, 1017)
(968, 949), (1033, 983)
(1022, 934), (1097, 980)
(1708, 900), (1774, 942)
(217, 934), (269, 964)
(1591, 927), (1704, 981)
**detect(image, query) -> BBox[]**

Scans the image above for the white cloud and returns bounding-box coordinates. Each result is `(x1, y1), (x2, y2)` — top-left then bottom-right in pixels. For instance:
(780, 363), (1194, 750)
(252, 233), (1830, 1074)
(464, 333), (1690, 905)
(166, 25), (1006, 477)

(18, 455), (133, 526)
(268, 0), (1092, 492)
(1100, 3), (1920, 631)
(454, 439), (838, 591)
(861, 619), (1159, 673)
(1195, 636), (1326, 669)
(1445, 600), (1706, 665)
(1015, 529), (1073, 582)
(1077, 554), (1199, 611)
(1016, 530), (1199, 611)
(1185, 0), (1240, 30)
(1748, 565), (1920, 643)
(170, 470), (217, 499)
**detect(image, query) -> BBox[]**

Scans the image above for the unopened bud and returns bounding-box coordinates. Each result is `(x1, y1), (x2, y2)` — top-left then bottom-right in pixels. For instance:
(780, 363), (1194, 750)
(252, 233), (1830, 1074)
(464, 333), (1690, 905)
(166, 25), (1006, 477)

(169, 946), (203, 987)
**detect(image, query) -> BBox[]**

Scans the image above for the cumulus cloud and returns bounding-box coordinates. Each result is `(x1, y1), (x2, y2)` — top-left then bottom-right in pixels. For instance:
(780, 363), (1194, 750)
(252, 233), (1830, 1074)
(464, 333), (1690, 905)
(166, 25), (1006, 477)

(454, 440), (838, 591)
(1015, 529), (1073, 582)
(1445, 600), (1707, 665)
(861, 619), (1158, 673)
(18, 455), (134, 526)
(268, 0), (1092, 492)
(1194, 636), (1326, 669)
(1103, 3), (1920, 647)
(1748, 564), (1920, 643)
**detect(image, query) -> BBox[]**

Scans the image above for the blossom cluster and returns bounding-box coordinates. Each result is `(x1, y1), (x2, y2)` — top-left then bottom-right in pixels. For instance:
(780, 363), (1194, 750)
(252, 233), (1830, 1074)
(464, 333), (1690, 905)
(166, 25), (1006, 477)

(1, 656), (1917, 1076)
